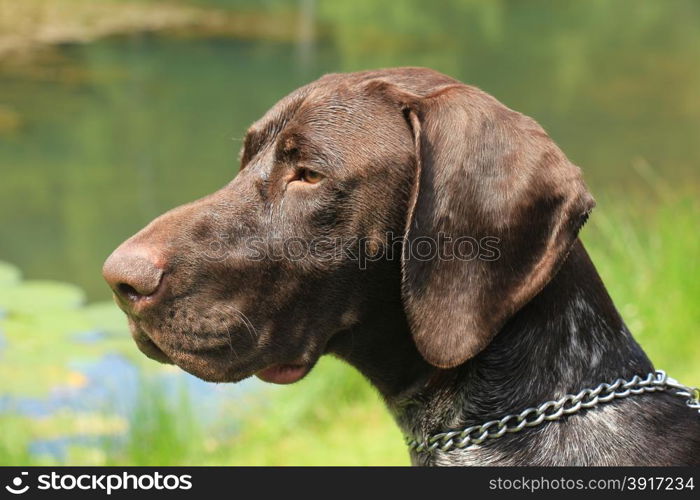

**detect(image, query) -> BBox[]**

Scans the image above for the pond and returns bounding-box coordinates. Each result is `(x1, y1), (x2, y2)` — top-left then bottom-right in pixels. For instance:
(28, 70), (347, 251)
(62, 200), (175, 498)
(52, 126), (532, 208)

(1, 0), (699, 463)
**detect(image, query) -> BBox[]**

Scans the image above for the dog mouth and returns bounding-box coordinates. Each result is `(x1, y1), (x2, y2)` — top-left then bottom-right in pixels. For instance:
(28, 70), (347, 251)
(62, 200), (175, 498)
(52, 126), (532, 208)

(129, 318), (315, 384)
(255, 363), (312, 384)
(130, 323), (174, 365)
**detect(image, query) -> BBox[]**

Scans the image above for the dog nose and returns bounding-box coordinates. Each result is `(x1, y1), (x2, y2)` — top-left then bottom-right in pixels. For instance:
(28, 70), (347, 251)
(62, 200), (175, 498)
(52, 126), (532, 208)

(102, 244), (165, 306)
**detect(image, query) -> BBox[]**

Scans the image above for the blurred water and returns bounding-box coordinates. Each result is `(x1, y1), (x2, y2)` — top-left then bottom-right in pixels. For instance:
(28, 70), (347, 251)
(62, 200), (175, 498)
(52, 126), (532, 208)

(0, 350), (261, 415)
(0, 349), (261, 459)
(0, 268), (263, 460)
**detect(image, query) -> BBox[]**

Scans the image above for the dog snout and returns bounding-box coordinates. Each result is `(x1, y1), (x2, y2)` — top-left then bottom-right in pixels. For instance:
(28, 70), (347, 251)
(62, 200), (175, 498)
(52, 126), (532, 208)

(102, 242), (165, 311)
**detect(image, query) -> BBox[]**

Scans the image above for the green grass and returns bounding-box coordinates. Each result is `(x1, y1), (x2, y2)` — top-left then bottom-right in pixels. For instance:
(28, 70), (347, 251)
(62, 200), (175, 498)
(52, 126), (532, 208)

(103, 358), (406, 466)
(114, 380), (206, 465)
(1, 184), (698, 466)
(583, 183), (700, 386)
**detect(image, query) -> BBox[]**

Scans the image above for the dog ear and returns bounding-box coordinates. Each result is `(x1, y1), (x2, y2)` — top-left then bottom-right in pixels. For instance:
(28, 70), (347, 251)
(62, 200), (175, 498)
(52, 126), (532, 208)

(369, 79), (595, 368)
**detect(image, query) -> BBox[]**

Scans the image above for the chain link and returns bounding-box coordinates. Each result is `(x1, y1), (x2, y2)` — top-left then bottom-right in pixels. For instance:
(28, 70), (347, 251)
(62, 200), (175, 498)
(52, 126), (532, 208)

(406, 370), (700, 454)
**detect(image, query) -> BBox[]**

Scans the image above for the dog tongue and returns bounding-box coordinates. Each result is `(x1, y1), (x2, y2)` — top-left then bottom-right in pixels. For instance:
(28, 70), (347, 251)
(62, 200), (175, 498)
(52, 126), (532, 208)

(255, 364), (308, 384)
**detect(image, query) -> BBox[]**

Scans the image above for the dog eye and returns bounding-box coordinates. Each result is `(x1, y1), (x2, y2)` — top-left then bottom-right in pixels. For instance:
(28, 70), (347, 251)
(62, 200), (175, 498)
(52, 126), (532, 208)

(299, 168), (324, 184)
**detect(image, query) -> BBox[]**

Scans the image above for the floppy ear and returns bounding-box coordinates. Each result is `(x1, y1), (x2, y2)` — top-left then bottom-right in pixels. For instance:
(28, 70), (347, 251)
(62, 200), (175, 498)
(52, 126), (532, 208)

(371, 80), (595, 368)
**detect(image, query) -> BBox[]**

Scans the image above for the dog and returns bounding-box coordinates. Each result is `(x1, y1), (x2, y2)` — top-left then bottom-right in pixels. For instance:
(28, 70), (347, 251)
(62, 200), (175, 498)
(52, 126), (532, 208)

(103, 67), (700, 465)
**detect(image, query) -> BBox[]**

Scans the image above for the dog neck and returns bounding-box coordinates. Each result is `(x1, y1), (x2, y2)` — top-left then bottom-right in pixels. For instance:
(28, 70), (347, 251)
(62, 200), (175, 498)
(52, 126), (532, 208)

(326, 239), (653, 461)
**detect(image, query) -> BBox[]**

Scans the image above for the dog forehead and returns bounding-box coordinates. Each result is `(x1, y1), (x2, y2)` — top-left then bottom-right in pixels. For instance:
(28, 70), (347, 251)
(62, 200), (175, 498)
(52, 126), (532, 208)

(245, 86), (401, 168)
(258, 85), (376, 132)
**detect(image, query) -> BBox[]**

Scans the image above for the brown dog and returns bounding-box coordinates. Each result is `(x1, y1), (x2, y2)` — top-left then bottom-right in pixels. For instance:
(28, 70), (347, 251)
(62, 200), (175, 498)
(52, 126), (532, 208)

(103, 67), (700, 465)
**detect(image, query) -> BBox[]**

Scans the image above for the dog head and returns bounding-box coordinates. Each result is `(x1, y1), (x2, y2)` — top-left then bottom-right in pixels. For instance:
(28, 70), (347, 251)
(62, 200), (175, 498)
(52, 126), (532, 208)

(102, 67), (593, 383)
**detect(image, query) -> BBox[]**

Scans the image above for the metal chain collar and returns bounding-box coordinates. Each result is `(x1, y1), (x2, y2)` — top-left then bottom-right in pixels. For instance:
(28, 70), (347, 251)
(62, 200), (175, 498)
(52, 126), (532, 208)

(406, 370), (700, 454)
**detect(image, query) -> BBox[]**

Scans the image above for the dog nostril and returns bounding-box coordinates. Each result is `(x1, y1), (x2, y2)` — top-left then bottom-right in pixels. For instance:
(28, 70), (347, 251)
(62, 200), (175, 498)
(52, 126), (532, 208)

(117, 282), (144, 301)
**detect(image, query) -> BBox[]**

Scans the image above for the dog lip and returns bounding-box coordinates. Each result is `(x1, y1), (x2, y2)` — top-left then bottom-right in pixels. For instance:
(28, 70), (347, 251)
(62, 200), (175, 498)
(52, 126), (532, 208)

(131, 324), (174, 364)
(255, 363), (311, 384)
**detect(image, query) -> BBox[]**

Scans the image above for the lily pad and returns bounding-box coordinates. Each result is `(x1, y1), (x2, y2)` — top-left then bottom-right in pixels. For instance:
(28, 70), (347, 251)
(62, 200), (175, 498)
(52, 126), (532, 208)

(0, 261), (21, 286)
(0, 280), (86, 314)
(83, 301), (129, 336)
